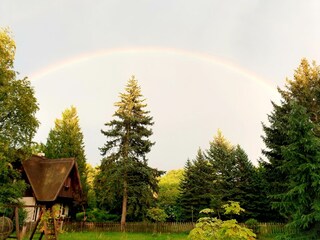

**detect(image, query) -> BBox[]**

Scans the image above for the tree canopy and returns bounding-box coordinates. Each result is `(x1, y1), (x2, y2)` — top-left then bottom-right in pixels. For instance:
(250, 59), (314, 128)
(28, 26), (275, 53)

(157, 169), (184, 221)
(0, 28), (39, 204)
(44, 106), (88, 203)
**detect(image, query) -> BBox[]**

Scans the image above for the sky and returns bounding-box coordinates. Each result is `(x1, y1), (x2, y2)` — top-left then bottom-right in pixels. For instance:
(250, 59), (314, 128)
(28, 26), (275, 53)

(1, 1), (320, 170)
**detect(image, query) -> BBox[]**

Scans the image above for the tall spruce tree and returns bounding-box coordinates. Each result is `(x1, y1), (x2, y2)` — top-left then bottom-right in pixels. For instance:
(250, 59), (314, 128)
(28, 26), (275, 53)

(206, 130), (234, 213)
(0, 29), (39, 204)
(206, 131), (260, 220)
(231, 146), (256, 219)
(179, 130), (264, 221)
(261, 101), (290, 221)
(263, 60), (320, 199)
(45, 106), (88, 202)
(98, 76), (162, 230)
(262, 59), (320, 235)
(178, 149), (215, 221)
(273, 102), (320, 238)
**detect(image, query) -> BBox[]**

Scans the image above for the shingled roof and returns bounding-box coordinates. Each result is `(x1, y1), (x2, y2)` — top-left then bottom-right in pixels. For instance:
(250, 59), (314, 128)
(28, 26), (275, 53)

(22, 155), (82, 202)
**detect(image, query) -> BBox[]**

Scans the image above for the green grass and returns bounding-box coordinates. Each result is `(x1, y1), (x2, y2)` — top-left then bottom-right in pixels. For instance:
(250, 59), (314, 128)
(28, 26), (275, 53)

(58, 232), (188, 240)
(24, 231), (282, 240)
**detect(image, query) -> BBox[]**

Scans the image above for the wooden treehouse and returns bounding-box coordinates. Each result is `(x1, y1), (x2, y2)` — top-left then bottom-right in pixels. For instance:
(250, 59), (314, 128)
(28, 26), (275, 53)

(19, 155), (83, 240)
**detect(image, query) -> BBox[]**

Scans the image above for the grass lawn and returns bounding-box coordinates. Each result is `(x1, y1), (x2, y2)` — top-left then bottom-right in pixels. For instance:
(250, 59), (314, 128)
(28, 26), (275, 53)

(58, 232), (189, 240)
(24, 231), (281, 239)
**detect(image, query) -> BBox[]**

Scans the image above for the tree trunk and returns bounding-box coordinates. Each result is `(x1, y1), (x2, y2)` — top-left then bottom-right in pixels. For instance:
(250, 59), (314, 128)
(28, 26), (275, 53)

(121, 178), (128, 232)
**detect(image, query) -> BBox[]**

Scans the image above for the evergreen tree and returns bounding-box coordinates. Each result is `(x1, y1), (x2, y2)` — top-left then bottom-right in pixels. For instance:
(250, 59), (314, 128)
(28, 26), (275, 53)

(262, 59), (320, 223)
(279, 59), (320, 128)
(178, 149), (215, 221)
(231, 145), (257, 220)
(94, 157), (122, 215)
(98, 76), (163, 229)
(261, 101), (291, 222)
(206, 130), (235, 213)
(261, 59), (320, 236)
(0, 29), (39, 204)
(45, 106), (88, 202)
(273, 102), (320, 238)
(249, 162), (276, 222)
(206, 131), (261, 221)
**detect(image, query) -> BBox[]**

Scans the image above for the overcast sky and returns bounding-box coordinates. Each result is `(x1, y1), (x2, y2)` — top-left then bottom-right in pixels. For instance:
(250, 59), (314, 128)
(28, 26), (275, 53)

(1, 1), (320, 170)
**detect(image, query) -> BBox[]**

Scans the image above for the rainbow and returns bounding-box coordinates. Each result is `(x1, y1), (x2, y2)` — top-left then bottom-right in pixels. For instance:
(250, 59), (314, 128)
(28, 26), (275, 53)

(29, 46), (277, 95)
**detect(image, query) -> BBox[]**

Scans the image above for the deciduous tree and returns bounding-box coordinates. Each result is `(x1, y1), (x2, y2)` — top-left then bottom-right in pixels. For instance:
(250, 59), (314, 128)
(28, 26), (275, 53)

(157, 169), (184, 221)
(0, 28), (39, 204)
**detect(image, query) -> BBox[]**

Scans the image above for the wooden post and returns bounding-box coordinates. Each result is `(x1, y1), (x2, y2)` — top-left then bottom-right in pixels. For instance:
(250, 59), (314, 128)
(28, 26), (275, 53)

(29, 207), (43, 240)
(15, 206), (20, 240)
(52, 210), (58, 239)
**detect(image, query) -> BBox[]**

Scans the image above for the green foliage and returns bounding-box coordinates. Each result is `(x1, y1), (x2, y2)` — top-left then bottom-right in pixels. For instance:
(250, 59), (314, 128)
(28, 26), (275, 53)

(179, 131), (264, 222)
(96, 76), (163, 224)
(95, 157), (163, 221)
(272, 102), (320, 237)
(44, 106), (88, 203)
(262, 59), (320, 237)
(158, 169), (183, 206)
(244, 219), (259, 234)
(264, 59), (320, 239)
(261, 101), (292, 222)
(279, 59), (320, 128)
(86, 163), (98, 209)
(222, 201), (245, 215)
(188, 202), (256, 240)
(30, 142), (46, 155)
(147, 207), (168, 223)
(76, 208), (120, 222)
(0, 28), (39, 204)
(178, 149), (215, 222)
(206, 131), (262, 221)
(157, 169), (184, 221)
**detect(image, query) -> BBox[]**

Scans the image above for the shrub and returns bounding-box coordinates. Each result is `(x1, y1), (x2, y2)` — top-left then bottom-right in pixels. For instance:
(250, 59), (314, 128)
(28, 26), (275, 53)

(188, 202), (256, 240)
(76, 209), (120, 222)
(146, 208), (168, 223)
(244, 218), (259, 234)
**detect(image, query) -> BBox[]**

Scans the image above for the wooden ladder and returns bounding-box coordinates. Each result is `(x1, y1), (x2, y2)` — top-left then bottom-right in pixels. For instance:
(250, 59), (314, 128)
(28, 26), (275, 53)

(43, 216), (58, 240)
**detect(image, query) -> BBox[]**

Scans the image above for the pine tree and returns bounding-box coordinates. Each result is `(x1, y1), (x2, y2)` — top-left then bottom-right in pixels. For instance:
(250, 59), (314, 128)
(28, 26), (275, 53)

(98, 76), (162, 229)
(45, 106), (88, 202)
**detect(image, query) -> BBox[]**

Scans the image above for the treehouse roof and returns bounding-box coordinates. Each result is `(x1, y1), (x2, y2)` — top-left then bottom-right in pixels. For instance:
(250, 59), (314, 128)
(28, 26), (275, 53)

(22, 155), (82, 202)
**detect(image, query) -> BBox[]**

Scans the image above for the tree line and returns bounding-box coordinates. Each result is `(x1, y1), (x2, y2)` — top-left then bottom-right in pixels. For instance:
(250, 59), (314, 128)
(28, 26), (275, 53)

(2, 28), (320, 238)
